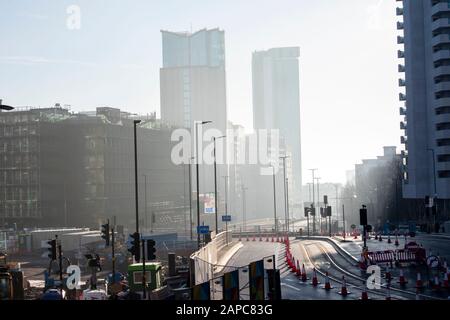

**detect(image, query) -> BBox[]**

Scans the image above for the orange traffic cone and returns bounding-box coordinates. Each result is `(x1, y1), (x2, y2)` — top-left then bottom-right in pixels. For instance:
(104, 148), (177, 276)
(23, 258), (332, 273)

(432, 276), (441, 291)
(301, 264), (308, 282)
(291, 257), (297, 273)
(375, 234), (379, 240)
(338, 276), (350, 296)
(416, 272), (424, 289)
(443, 272), (449, 289)
(395, 235), (399, 247)
(322, 272), (333, 290)
(388, 235), (392, 244)
(311, 268), (320, 287)
(360, 287), (369, 300)
(247, 235), (249, 242)
(398, 269), (408, 286)
(296, 260), (301, 277)
(379, 234), (383, 242)
(385, 267), (392, 282)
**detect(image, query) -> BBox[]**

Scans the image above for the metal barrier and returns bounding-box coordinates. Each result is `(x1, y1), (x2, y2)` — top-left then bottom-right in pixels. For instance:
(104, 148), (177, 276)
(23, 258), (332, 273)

(367, 250), (395, 264)
(396, 249), (416, 263)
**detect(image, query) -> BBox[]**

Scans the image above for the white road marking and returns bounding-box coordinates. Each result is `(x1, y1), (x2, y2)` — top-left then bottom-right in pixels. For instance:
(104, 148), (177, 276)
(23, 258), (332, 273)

(281, 283), (302, 291)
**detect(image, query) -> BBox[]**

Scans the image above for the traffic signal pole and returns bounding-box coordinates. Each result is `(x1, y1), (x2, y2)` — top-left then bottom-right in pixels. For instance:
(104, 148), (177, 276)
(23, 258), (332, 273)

(111, 227), (115, 284)
(142, 239), (146, 300)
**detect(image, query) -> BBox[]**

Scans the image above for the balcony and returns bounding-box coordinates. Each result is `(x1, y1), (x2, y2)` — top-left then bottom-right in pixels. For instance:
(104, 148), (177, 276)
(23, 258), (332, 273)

(397, 36), (404, 44)
(435, 145), (450, 155)
(399, 93), (407, 101)
(435, 97), (450, 109)
(432, 33), (450, 47)
(435, 82), (450, 93)
(397, 21), (404, 30)
(432, 2), (450, 18)
(433, 49), (450, 63)
(432, 17), (450, 32)
(435, 129), (450, 140)
(435, 113), (450, 124)
(437, 162), (450, 172)
(401, 136), (407, 144)
(398, 64), (406, 72)
(399, 78), (406, 87)
(434, 65), (450, 77)
(400, 107), (406, 116)
(400, 122), (407, 130)
(398, 50), (405, 58)
(396, 7), (404, 16)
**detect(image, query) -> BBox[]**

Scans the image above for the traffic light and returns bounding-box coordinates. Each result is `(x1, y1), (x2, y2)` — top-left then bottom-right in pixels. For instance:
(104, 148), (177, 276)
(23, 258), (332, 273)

(323, 195), (328, 205)
(326, 206), (332, 217)
(47, 239), (56, 260)
(304, 207), (310, 217)
(101, 222), (110, 246)
(127, 232), (141, 262)
(147, 239), (156, 260)
(360, 206), (368, 226)
(320, 207), (325, 218)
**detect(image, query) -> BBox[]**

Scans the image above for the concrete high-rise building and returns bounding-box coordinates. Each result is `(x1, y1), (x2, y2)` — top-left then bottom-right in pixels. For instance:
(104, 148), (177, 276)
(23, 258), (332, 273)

(396, 1), (450, 213)
(160, 28), (228, 231)
(252, 47), (302, 214)
(160, 28), (227, 133)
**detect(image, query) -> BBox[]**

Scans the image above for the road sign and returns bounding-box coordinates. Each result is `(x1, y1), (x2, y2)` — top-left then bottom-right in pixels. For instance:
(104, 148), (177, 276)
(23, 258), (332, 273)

(222, 215), (231, 222)
(197, 226), (210, 234)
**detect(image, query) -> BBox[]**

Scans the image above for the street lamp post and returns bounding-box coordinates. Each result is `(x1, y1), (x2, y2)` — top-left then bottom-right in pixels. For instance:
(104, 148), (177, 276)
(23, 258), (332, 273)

(223, 175), (229, 245)
(188, 157), (194, 240)
(309, 169), (318, 235)
(315, 177), (321, 234)
(134, 120), (141, 235)
(213, 135), (226, 235)
(280, 156), (290, 236)
(242, 185), (248, 232)
(143, 174), (148, 233)
(195, 121), (212, 249)
(427, 148), (437, 232)
(272, 165), (278, 234)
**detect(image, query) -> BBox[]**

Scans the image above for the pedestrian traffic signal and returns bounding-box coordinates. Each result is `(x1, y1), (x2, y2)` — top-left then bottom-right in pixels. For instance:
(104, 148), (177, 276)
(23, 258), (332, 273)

(147, 239), (156, 260)
(47, 239), (56, 260)
(127, 232), (140, 262)
(304, 207), (310, 217)
(101, 222), (110, 246)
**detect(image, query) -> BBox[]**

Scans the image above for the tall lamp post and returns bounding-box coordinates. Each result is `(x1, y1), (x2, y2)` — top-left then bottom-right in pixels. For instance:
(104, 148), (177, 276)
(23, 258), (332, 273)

(213, 135), (226, 235)
(315, 177), (321, 234)
(280, 156), (290, 235)
(271, 165), (278, 234)
(223, 175), (229, 245)
(195, 121), (212, 249)
(241, 185), (248, 232)
(309, 169), (318, 235)
(133, 120), (141, 235)
(427, 148), (437, 232)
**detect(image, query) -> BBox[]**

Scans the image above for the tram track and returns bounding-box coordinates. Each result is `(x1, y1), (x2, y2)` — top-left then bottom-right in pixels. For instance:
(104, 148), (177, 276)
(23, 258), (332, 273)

(297, 240), (444, 300)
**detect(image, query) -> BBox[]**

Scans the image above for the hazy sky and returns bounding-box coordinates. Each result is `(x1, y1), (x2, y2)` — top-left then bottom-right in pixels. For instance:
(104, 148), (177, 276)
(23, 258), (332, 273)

(0, 0), (401, 184)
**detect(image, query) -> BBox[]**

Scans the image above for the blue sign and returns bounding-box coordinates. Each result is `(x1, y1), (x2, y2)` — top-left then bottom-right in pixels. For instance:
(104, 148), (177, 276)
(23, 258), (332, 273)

(222, 215), (231, 222)
(197, 226), (210, 234)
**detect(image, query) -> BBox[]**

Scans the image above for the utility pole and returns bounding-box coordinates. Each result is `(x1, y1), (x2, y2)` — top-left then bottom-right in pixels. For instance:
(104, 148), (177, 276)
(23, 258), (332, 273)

(111, 224), (115, 284)
(286, 178), (290, 234)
